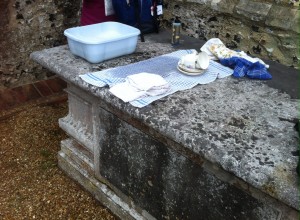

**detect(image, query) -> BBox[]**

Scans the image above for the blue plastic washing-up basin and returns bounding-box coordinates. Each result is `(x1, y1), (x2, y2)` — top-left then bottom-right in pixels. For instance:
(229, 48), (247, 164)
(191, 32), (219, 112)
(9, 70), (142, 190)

(64, 22), (141, 63)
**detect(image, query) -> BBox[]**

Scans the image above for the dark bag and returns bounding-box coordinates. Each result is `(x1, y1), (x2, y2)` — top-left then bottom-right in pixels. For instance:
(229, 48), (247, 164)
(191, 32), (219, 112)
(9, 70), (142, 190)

(112, 0), (160, 41)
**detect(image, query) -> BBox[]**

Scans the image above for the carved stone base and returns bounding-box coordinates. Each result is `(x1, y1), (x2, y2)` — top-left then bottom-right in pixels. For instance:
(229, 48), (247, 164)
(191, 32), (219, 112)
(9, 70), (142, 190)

(58, 138), (152, 220)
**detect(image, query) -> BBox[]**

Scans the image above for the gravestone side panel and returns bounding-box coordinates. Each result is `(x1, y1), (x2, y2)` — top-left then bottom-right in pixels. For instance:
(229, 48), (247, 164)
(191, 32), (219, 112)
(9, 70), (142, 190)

(97, 107), (280, 220)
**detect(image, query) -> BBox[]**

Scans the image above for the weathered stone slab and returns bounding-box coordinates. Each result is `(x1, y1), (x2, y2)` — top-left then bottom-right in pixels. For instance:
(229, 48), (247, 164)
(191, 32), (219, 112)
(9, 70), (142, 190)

(265, 6), (299, 32)
(186, 0), (211, 4)
(210, 0), (237, 14)
(235, 0), (272, 21)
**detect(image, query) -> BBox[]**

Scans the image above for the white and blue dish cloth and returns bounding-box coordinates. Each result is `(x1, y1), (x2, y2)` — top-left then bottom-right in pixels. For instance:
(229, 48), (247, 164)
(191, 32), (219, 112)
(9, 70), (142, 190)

(109, 72), (171, 102)
(79, 49), (233, 108)
(200, 38), (272, 80)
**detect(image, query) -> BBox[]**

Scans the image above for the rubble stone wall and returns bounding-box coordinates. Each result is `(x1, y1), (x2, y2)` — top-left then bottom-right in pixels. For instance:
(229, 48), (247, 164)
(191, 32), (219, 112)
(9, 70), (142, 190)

(162, 0), (299, 68)
(0, 0), (81, 88)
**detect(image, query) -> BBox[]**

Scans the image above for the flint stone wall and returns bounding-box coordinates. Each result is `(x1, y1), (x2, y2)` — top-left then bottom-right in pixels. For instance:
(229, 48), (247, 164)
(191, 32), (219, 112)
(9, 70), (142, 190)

(0, 0), (80, 89)
(162, 0), (299, 68)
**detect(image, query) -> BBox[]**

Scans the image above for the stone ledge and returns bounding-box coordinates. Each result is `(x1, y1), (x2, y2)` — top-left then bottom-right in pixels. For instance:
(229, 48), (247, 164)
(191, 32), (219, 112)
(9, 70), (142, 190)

(58, 150), (153, 220)
(210, 0), (236, 14)
(61, 138), (94, 174)
(265, 6), (299, 32)
(59, 116), (95, 152)
(235, 0), (272, 22)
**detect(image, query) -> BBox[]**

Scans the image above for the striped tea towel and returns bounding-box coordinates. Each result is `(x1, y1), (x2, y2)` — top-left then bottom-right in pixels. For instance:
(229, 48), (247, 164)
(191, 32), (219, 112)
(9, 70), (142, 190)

(79, 50), (233, 107)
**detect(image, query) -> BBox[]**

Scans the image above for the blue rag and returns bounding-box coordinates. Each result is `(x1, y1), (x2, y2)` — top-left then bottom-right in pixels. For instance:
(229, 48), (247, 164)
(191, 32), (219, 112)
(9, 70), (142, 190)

(220, 57), (272, 80)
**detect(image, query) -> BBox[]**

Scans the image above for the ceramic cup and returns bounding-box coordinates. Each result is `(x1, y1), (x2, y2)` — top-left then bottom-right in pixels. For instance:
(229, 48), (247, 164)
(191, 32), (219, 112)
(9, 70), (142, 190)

(196, 51), (209, 70)
(181, 53), (198, 69)
(180, 51), (209, 70)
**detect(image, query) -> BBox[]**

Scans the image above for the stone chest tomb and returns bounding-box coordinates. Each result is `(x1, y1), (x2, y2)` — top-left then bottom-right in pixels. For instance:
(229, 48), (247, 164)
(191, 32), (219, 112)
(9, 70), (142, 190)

(31, 31), (299, 219)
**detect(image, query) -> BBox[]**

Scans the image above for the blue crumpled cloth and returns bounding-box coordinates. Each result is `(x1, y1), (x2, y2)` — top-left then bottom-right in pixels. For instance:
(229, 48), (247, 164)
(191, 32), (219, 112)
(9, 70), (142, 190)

(220, 56), (272, 80)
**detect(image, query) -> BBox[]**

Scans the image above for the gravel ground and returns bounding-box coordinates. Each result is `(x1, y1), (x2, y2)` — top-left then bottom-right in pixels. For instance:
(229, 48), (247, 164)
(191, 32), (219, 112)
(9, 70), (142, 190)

(0, 97), (117, 220)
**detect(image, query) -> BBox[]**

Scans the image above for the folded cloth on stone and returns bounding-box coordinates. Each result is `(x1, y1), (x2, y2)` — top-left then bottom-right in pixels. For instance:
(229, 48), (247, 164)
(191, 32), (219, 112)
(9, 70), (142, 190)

(79, 49), (233, 108)
(109, 72), (170, 102)
(200, 38), (270, 69)
(126, 72), (169, 92)
(220, 57), (272, 80)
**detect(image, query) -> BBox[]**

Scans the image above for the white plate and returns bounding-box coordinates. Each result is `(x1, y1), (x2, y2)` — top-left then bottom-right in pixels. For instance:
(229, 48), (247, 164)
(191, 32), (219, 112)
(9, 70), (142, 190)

(177, 63), (206, 76)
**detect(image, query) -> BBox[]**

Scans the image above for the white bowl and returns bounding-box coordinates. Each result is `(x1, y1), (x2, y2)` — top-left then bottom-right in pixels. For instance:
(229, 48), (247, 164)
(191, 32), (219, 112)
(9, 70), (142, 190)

(64, 22), (141, 63)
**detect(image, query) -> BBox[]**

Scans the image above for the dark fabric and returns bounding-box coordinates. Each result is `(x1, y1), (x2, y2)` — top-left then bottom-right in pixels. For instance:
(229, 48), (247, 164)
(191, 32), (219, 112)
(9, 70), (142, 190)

(81, 0), (116, 26)
(112, 0), (158, 34)
(220, 57), (272, 80)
